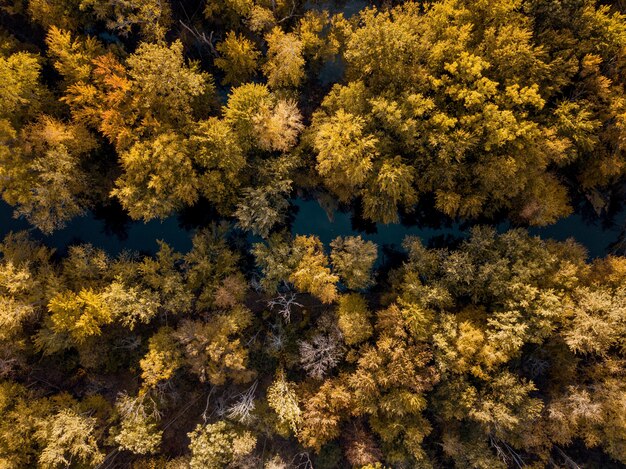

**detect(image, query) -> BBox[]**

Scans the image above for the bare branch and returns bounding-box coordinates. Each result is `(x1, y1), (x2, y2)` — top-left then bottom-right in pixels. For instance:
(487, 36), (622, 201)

(267, 290), (303, 323)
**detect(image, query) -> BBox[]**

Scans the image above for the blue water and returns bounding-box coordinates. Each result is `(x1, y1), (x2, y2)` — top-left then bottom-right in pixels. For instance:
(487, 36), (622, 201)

(1, 198), (625, 259)
(0, 202), (192, 256)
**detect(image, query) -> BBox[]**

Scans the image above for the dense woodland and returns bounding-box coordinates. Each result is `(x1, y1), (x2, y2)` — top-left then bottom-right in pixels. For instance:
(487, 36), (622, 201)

(1, 0), (626, 467)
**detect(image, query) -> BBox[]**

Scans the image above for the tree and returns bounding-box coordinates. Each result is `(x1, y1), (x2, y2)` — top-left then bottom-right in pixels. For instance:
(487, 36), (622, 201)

(140, 327), (183, 388)
(112, 131), (198, 220)
(253, 99), (304, 152)
(314, 110), (377, 203)
(563, 286), (626, 356)
(114, 393), (163, 455)
(290, 236), (339, 304)
(252, 233), (297, 293)
(337, 293), (373, 346)
(35, 409), (104, 468)
(187, 421), (256, 469)
(308, 0), (592, 225)
(183, 226), (244, 310)
(0, 116), (96, 233)
(27, 0), (85, 30)
(343, 424), (383, 468)
(299, 329), (344, 379)
(525, 0), (626, 189)
(330, 236), (377, 290)
(46, 288), (113, 345)
(139, 241), (193, 315)
(223, 83), (274, 148)
(0, 51), (45, 127)
(0, 381), (52, 468)
(235, 182), (291, 238)
(296, 11), (340, 64)
(224, 83), (304, 152)
(298, 379), (352, 451)
(65, 40), (213, 151)
(345, 304), (438, 465)
(102, 280), (161, 330)
(267, 368), (302, 434)
(125, 41), (208, 123)
(190, 118), (246, 214)
(215, 31), (260, 85)
(263, 27), (305, 88)
(45, 27), (104, 86)
(235, 152), (299, 237)
(173, 307), (254, 385)
(0, 232), (54, 342)
(81, 0), (172, 40)
(362, 156), (418, 223)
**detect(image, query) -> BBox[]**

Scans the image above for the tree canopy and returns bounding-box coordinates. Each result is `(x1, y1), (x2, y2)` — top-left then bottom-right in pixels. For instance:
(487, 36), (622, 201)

(1, 0), (626, 467)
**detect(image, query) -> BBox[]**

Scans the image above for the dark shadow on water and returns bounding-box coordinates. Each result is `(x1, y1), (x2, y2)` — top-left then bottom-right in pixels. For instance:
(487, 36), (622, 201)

(2, 189), (626, 260)
(177, 198), (220, 231)
(91, 201), (132, 241)
(350, 199), (378, 235)
(284, 201), (301, 232)
(427, 233), (465, 251)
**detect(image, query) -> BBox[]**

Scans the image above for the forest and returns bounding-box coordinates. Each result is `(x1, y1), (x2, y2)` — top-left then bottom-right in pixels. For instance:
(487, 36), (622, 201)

(1, 0), (626, 467)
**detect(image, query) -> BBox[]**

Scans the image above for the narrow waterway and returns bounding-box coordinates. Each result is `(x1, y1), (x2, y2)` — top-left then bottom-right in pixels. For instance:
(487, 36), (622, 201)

(1, 197), (625, 259)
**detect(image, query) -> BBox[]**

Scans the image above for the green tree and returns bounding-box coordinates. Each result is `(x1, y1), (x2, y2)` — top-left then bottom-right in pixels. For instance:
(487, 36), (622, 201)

(0, 116), (96, 233)
(140, 327), (183, 388)
(235, 155), (297, 237)
(139, 241), (193, 315)
(215, 31), (260, 85)
(173, 307), (254, 385)
(267, 368), (302, 435)
(183, 226), (244, 310)
(330, 236), (377, 290)
(191, 117), (246, 214)
(290, 235), (338, 304)
(46, 288), (112, 345)
(252, 233), (297, 293)
(112, 131), (198, 220)
(35, 409), (104, 468)
(337, 293), (373, 345)
(263, 27), (305, 88)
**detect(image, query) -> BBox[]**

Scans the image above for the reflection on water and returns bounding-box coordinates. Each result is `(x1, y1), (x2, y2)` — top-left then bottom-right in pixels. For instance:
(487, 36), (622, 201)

(0, 201), (192, 256)
(1, 197), (625, 259)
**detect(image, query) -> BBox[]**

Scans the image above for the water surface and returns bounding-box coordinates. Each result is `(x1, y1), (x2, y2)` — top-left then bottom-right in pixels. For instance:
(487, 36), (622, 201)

(1, 198), (624, 260)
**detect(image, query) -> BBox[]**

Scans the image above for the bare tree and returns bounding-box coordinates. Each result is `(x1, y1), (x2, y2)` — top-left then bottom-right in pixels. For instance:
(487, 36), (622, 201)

(267, 291), (303, 323)
(267, 323), (287, 352)
(299, 331), (344, 380)
(489, 435), (524, 469)
(226, 380), (258, 424)
(116, 391), (162, 423)
(249, 275), (264, 293)
(554, 446), (581, 469)
(0, 356), (18, 378)
(292, 452), (314, 469)
(112, 335), (142, 350)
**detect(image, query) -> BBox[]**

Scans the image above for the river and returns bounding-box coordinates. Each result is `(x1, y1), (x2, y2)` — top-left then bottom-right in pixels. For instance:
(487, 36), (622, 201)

(1, 197), (625, 260)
